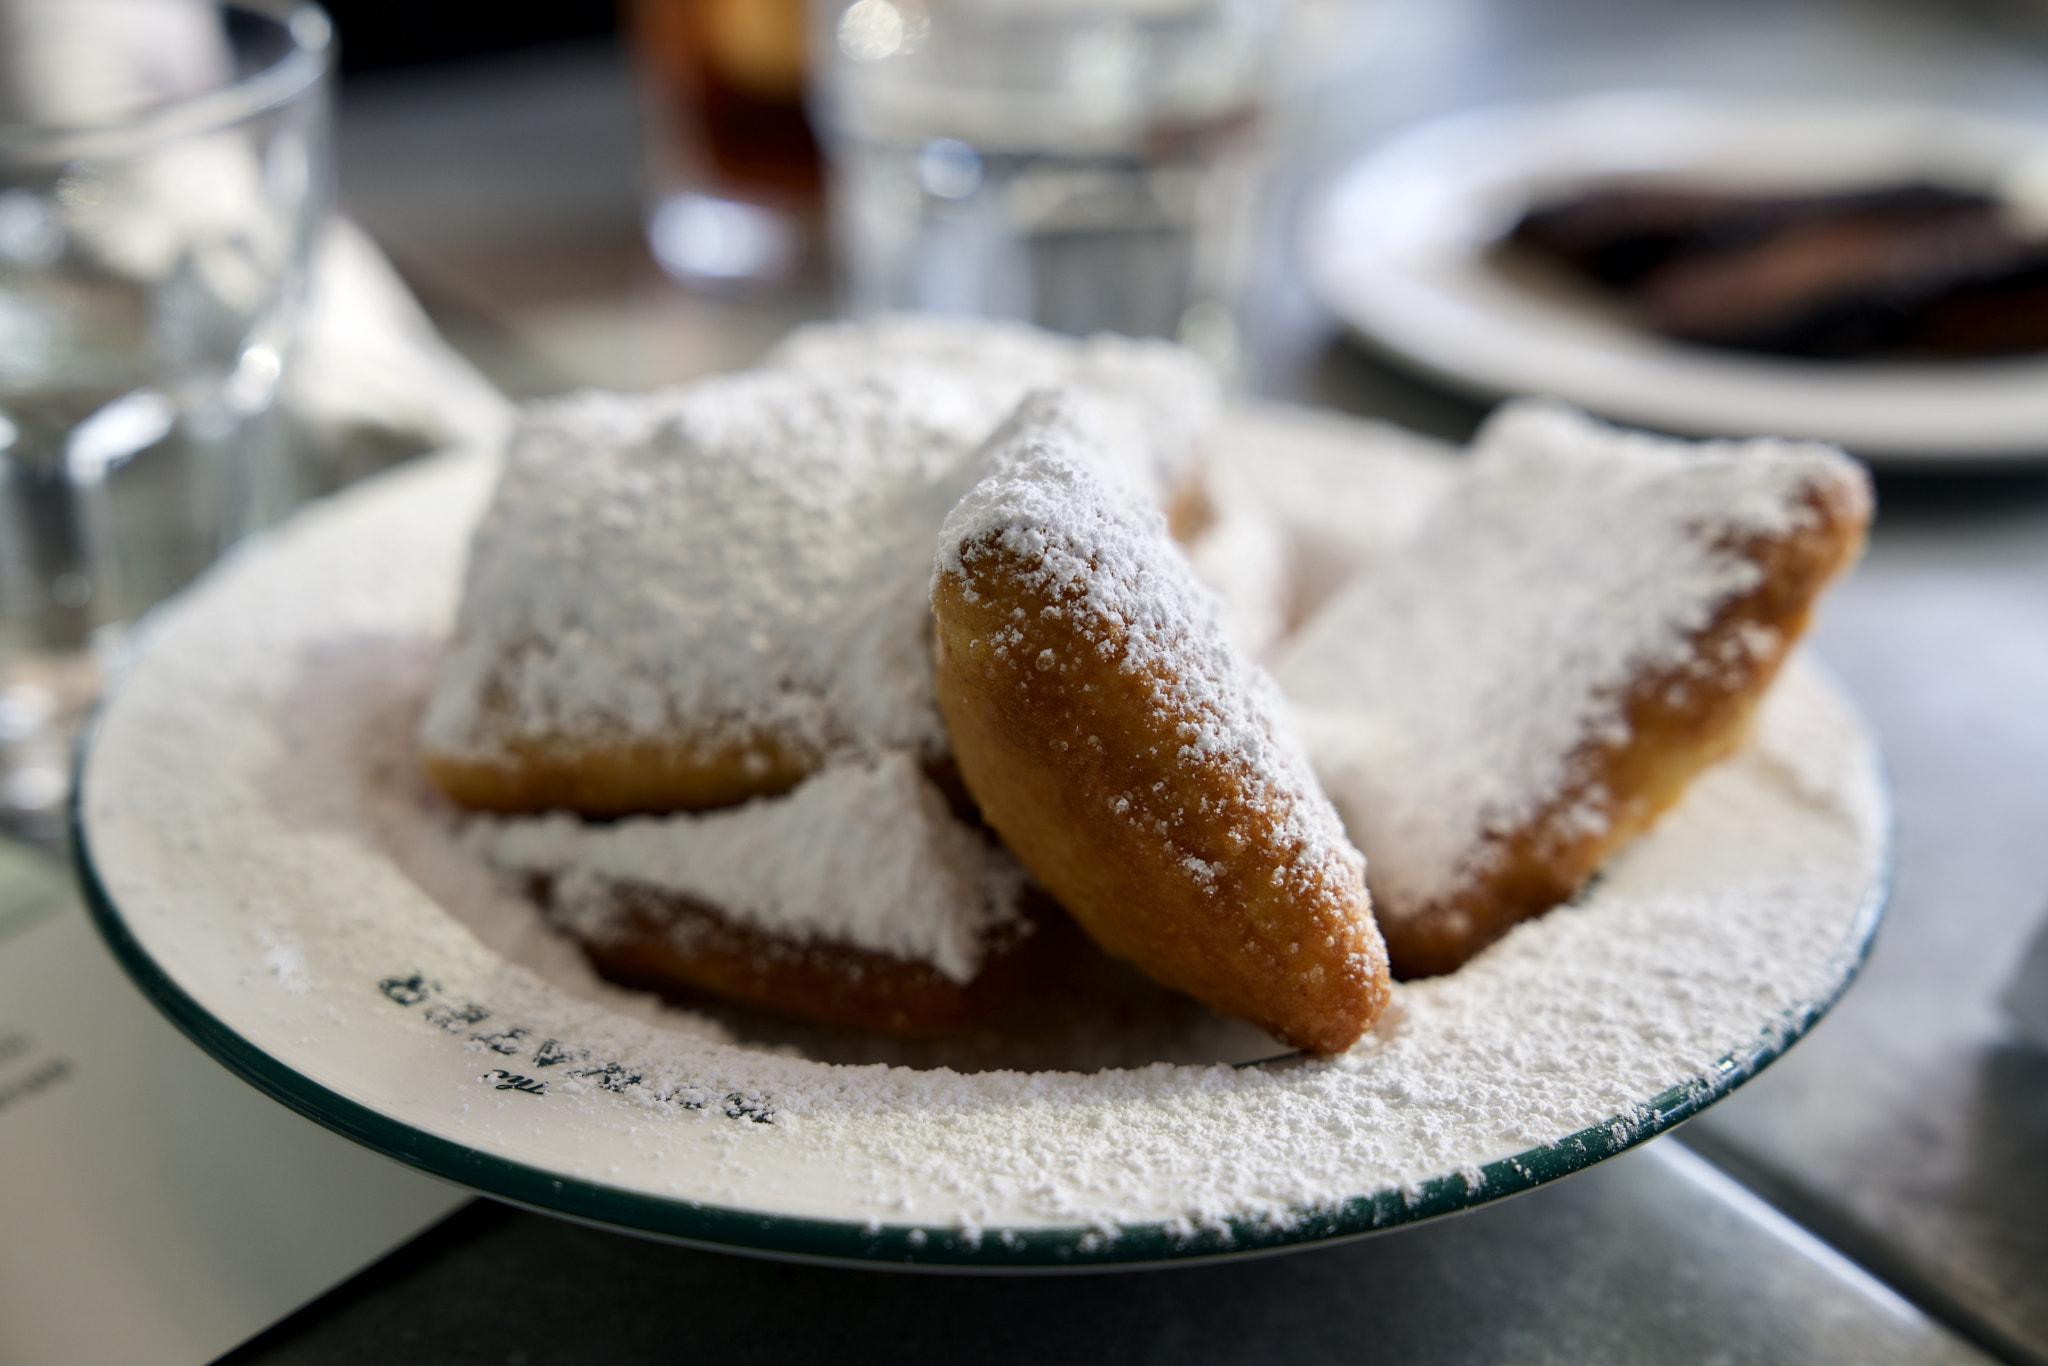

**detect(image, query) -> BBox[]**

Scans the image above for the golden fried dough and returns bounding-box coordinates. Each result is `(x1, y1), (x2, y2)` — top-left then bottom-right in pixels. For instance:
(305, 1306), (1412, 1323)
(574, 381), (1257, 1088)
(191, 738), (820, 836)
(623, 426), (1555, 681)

(422, 717), (817, 817)
(931, 390), (1390, 1055)
(572, 886), (1049, 1036)
(1276, 400), (1872, 979)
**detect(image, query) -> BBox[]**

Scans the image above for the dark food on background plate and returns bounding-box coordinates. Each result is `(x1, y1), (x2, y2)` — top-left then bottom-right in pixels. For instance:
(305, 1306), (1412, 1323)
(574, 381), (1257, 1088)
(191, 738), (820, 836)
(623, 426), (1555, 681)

(1507, 182), (2048, 358)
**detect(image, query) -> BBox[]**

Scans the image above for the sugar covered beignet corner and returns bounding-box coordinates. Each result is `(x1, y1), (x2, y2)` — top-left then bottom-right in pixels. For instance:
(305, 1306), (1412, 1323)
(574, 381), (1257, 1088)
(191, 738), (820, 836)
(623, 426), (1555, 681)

(931, 388), (1391, 1056)
(1275, 400), (1872, 979)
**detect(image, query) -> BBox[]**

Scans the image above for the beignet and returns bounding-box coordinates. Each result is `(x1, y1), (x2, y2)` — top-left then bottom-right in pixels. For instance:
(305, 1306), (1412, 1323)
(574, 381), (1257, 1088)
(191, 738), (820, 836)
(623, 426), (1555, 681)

(467, 753), (1042, 1034)
(1274, 400), (1871, 978)
(930, 390), (1391, 1055)
(417, 367), (1001, 815)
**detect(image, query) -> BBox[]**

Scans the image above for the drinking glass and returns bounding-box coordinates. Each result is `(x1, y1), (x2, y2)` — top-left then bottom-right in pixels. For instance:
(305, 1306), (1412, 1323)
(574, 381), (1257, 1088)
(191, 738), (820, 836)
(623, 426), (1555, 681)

(805, 0), (1282, 366)
(0, 0), (332, 842)
(627, 0), (825, 290)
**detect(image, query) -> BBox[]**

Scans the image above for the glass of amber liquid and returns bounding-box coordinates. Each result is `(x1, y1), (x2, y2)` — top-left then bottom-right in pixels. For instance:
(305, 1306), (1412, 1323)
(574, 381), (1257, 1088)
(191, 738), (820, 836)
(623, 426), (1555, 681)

(626, 0), (825, 290)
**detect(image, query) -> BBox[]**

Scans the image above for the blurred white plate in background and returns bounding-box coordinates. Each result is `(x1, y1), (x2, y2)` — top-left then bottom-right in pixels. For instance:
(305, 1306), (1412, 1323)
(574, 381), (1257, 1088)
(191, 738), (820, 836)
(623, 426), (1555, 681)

(1303, 92), (2048, 463)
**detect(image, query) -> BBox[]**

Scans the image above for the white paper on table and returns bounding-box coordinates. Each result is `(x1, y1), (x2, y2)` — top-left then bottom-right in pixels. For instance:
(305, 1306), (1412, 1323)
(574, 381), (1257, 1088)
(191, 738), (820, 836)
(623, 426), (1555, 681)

(0, 842), (469, 1366)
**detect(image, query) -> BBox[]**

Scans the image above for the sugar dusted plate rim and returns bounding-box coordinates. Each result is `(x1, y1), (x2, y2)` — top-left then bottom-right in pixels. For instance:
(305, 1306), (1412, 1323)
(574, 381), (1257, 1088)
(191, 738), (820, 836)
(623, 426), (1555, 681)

(72, 431), (1893, 1269)
(73, 812), (1890, 1269)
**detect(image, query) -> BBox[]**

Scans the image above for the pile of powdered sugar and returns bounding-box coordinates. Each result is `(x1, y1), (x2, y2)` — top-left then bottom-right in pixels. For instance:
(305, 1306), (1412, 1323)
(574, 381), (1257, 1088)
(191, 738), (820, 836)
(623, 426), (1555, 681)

(766, 313), (1219, 505)
(1275, 399), (1872, 919)
(1209, 405), (1457, 596)
(467, 753), (1027, 985)
(418, 365), (1007, 767)
(78, 403), (1888, 1238)
(936, 390), (1362, 906)
(1188, 403), (1461, 659)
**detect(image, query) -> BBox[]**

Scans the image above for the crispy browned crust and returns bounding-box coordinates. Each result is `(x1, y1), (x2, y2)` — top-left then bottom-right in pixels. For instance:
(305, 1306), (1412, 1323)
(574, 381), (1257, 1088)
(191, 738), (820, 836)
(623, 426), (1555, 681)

(564, 883), (1053, 1037)
(1381, 479), (1871, 979)
(421, 725), (818, 816)
(932, 543), (1390, 1056)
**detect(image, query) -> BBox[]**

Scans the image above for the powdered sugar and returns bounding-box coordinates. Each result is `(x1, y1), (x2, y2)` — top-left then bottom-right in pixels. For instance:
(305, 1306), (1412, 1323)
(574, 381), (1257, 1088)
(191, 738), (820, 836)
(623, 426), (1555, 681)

(1275, 399), (1871, 919)
(1187, 402), (1460, 659)
(467, 754), (1027, 984)
(767, 314), (1220, 503)
(1183, 490), (1295, 659)
(418, 366), (1003, 768)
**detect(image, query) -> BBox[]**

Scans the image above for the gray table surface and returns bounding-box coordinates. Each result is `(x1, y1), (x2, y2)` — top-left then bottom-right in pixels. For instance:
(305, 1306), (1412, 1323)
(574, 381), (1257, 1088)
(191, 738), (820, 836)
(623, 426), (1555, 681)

(198, 2), (2048, 1359)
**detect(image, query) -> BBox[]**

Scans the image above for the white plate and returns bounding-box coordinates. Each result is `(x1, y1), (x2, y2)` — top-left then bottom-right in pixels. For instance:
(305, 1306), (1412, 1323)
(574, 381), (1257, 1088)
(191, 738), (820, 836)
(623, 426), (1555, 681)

(74, 425), (1892, 1267)
(1303, 92), (2048, 462)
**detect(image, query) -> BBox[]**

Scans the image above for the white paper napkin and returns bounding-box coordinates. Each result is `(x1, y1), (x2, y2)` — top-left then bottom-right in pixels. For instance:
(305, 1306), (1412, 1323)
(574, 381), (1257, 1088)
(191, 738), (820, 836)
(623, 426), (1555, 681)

(0, 841), (468, 1366)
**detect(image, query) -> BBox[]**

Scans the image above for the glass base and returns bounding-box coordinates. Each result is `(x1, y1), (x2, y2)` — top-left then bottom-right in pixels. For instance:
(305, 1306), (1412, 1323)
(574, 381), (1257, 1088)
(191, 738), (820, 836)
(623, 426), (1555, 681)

(0, 650), (100, 850)
(647, 190), (811, 290)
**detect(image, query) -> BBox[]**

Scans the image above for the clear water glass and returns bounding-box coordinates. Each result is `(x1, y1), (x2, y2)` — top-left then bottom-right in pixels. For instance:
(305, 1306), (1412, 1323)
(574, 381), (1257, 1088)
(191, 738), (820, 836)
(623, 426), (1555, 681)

(806, 0), (1282, 368)
(0, 0), (331, 842)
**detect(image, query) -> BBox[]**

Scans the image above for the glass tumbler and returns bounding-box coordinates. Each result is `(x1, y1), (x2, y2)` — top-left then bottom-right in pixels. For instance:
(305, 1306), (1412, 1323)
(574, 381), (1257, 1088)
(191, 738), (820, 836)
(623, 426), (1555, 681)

(628, 0), (825, 290)
(0, 0), (332, 842)
(806, 0), (1283, 366)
